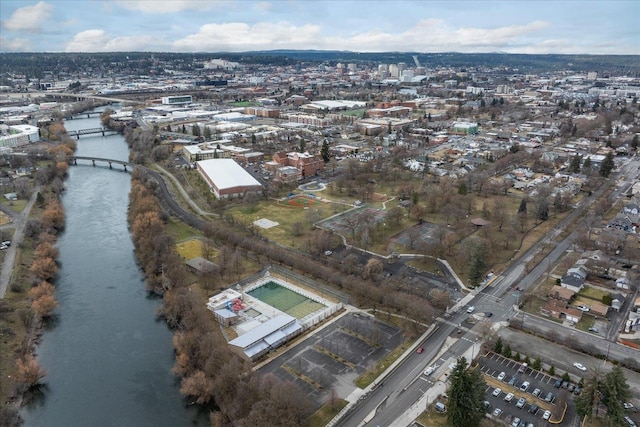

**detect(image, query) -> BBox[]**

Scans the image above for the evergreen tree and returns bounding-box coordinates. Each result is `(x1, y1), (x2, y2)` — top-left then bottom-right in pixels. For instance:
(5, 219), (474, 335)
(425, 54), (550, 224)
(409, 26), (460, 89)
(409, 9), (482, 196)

(494, 336), (503, 354)
(599, 151), (614, 177)
(458, 181), (468, 195)
(181, 124), (186, 133)
(569, 154), (582, 173)
(251, 133), (257, 145)
(321, 139), (330, 163)
(518, 198), (527, 214)
(468, 240), (487, 287)
(602, 366), (631, 426)
(583, 156), (592, 170)
(299, 138), (306, 153)
(448, 357), (486, 427)
(192, 124), (201, 137)
(203, 125), (211, 139)
(166, 124), (172, 132)
(576, 369), (602, 421)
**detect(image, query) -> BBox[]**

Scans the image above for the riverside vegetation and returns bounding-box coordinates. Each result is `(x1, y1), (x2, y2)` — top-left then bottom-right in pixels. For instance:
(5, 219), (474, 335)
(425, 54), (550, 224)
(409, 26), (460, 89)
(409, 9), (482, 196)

(0, 118), (75, 425)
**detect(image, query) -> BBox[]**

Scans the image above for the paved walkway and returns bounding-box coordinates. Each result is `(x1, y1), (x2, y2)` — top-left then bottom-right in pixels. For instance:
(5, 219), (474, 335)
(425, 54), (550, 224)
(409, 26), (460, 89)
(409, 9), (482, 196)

(0, 185), (40, 299)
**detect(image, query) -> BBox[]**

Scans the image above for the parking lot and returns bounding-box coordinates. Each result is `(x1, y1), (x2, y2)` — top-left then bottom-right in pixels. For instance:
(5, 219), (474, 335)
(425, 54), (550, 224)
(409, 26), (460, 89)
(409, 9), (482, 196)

(257, 312), (404, 409)
(476, 352), (579, 426)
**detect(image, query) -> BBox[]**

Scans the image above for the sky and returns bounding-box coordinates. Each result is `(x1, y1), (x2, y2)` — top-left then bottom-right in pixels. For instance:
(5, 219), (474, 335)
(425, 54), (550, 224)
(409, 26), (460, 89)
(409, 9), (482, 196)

(1, 0), (638, 54)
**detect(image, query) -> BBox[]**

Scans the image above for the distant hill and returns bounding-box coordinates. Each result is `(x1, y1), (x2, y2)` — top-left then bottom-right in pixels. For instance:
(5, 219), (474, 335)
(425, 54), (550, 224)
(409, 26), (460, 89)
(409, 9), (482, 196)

(1, 51), (638, 77)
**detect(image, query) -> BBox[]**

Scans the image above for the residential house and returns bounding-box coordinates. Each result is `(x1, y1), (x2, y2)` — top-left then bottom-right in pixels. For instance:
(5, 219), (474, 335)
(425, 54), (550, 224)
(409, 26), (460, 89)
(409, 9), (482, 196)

(539, 299), (582, 324)
(548, 285), (575, 303)
(612, 294), (625, 312)
(561, 273), (585, 293)
(616, 277), (631, 290)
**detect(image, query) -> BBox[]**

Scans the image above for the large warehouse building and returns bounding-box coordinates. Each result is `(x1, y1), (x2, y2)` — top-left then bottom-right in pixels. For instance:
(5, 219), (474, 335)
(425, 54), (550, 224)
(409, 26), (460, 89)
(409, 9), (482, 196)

(196, 158), (263, 198)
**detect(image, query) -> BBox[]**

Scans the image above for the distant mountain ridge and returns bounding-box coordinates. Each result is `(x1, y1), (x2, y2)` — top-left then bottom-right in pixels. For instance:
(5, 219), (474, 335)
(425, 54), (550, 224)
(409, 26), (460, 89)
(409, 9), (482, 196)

(1, 50), (639, 75)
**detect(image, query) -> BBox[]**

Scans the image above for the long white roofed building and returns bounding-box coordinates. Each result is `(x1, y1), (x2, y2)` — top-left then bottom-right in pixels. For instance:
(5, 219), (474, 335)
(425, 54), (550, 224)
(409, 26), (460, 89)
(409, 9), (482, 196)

(196, 158), (262, 198)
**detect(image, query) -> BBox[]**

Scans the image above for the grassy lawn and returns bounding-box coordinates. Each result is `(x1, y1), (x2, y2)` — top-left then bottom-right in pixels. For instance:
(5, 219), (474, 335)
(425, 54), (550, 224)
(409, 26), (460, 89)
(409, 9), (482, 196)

(0, 199), (27, 214)
(307, 399), (348, 427)
(340, 109), (367, 117)
(355, 340), (410, 388)
(165, 218), (200, 241)
(227, 198), (336, 248)
(176, 238), (218, 260)
(578, 286), (610, 302)
(576, 317), (597, 332)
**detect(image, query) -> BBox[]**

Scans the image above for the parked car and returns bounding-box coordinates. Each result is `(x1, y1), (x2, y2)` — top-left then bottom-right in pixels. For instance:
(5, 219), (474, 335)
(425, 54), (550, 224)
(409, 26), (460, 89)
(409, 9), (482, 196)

(518, 362), (528, 373)
(532, 388), (541, 398)
(466, 306), (475, 313)
(516, 397), (527, 408)
(520, 381), (530, 392)
(589, 327), (599, 333)
(529, 404), (539, 414)
(508, 376), (518, 386)
(497, 371), (506, 381)
(554, 378), (563, 388)
(493, 407), (503, 417)
(623, 402), (635, 410)
(511, 417), (521, 427)
(545, 392), (554, 403)
(492, 388), (502, 397)
(424, 365), (436, 376)
(505, 393), (514, 402)
(543, 410), (552, 420)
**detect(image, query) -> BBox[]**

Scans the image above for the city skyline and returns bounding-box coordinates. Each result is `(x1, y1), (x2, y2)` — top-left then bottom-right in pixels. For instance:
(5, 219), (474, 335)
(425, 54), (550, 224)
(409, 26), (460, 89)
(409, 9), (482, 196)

(1, 0), (639, 55)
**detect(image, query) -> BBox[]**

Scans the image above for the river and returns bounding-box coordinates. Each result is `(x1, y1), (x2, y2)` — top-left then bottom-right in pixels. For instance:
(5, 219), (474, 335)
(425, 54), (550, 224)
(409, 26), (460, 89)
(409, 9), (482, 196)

(20, 110), (207, 426)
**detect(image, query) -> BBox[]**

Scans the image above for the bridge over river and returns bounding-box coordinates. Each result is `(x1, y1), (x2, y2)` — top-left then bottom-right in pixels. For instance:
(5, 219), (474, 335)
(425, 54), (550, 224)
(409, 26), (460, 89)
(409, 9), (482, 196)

(68, 127), (118, 139)
(69, 156), (133, 171)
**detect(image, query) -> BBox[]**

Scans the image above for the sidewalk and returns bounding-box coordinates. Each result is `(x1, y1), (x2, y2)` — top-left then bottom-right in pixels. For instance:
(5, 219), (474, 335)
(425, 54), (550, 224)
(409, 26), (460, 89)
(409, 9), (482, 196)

(390, 339), (481, 427)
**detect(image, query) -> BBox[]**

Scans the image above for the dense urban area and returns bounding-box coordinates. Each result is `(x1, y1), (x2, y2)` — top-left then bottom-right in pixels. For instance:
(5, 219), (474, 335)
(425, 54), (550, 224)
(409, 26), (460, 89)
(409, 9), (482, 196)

(1, 51), (640, 427)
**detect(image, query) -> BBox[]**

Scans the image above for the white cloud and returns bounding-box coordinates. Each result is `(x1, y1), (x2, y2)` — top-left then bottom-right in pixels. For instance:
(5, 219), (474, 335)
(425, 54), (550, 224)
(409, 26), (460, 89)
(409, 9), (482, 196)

(116, 0), (217, 14)
(1, 1), (54, 32)
(173, 22), (324, 51)
(0, 36), (32, 52)
(65, 30), (110, 52)
(65, 29), (166, 52)
(172, 19), (552, 53)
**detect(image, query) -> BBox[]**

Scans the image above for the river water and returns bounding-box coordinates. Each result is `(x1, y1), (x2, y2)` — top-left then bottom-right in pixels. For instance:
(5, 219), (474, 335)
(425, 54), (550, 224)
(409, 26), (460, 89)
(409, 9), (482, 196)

(21, 111), (206, 426)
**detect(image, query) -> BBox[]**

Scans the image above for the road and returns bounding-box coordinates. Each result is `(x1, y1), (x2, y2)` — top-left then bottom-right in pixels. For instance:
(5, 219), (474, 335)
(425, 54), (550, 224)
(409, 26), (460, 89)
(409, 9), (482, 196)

(0, 185), (40, 299)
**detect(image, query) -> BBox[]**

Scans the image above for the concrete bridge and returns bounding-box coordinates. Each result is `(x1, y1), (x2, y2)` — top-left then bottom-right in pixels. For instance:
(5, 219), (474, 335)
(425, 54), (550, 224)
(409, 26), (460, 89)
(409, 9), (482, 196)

(69, 156), (134, 172)
(68, 127), (118, 139)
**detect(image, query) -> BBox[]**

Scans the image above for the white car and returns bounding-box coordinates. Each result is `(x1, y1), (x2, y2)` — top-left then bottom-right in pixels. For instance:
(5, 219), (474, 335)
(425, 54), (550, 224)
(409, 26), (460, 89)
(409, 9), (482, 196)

(497, 371), (506, 381)
(577, 305), (590, 312)
(493, 407), (503, 417)
(573, 362), (587, 371)
(516, 397), (527, 408)
(466, 306), (475, 313)
(424, 365), (436, 376)
(520, 381), (530, 392)
(504, 392), (514, 402)
(492, 388), (502, 397)
(543, 410), (552, 420)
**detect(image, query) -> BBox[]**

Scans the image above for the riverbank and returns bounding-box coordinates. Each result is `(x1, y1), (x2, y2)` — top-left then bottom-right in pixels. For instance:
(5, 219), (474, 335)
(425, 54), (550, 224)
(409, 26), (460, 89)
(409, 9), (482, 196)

(0, 121), (75, 424)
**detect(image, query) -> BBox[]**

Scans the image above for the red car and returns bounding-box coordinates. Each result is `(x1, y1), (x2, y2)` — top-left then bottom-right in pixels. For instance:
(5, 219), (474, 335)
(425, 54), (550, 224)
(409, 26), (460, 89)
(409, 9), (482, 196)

(416, 347), (424, 354)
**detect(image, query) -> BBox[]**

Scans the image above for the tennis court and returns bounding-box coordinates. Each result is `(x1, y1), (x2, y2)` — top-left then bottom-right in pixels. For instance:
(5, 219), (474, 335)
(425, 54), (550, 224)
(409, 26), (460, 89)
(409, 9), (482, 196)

(247, 281), (325, 319)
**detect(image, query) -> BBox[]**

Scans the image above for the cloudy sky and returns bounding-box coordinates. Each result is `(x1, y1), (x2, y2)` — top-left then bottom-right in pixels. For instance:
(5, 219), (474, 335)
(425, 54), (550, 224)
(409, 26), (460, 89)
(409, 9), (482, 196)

(1, 0), (638, 54)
